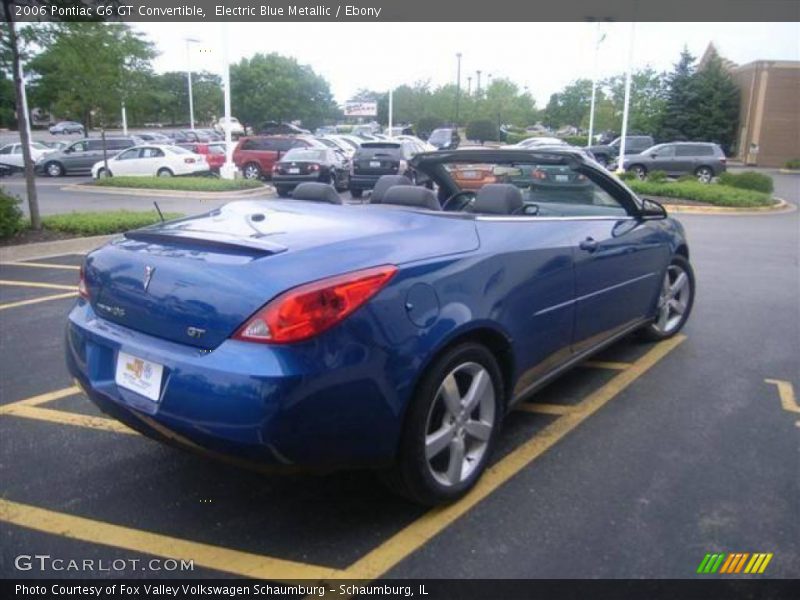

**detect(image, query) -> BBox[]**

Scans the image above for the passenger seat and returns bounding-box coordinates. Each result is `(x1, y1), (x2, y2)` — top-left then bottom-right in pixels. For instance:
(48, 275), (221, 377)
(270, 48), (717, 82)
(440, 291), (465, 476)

(381, 185), (441, 210)
(291, 182), (343, 204)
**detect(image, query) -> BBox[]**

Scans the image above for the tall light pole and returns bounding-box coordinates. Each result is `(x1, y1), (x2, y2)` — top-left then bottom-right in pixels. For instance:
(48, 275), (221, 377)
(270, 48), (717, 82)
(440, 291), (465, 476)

(587, 23), (606, 147)
(467, 76), (472, 96)
(185, 37), (201, 130)
(616, 22), (636, 174)
(455, 52), (462, 125)
(219, 26), (236, 179)
(388, 87), (393, 138)
(476, 70), (482, 96)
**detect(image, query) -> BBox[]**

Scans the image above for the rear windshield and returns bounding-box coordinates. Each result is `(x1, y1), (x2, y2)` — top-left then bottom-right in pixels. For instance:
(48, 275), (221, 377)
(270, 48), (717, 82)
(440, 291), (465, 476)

(429, 129), (452, 142)
(355, 145), (403, 159)
(283, 149), (327, 161)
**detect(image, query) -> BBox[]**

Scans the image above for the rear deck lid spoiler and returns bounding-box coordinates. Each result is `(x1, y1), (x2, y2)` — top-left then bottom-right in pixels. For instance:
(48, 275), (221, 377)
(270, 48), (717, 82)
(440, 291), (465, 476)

(124, 229), (288, 256)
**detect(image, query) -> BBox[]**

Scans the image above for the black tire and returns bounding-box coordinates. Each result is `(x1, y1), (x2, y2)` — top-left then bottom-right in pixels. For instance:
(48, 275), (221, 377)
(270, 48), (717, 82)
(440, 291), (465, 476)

(44, 161), (64, 177)
(335, 172), (349, 192)
(381, 342), (504, 505)
(96, 168), (112, 179)
(350, 188), (363, 199)
(595, 154), (609, 167)
(695, 166), (713, 184)
(157, 168), (173, 178)
(631, 164), (648, 180)
(276, 186), (291, 198)
(639, 255), (695, 342)
(242, 163), (261, 180)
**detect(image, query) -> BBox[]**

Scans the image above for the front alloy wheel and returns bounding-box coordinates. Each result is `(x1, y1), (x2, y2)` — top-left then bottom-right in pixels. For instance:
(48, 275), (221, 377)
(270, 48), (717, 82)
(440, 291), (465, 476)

(641, 256), (695, 340)
(695, 166), (713, 183)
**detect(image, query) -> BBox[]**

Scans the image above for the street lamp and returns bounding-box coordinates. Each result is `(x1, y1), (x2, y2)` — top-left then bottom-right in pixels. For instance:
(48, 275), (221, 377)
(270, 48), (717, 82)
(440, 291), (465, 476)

(467, 76), (472, 96)
(455, 52), (462, 125)
(185, 37), (201, 130)
(476, 70), (482, 95)
(587, 23), (607, 147)
(616, 22), (636, 174)
(219, 26), (236, 180)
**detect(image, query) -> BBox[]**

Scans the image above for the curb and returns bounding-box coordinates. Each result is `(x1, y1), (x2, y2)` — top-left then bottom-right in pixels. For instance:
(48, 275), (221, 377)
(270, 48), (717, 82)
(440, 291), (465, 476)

(667, 198), (794, 215)
(0, 234), (118, 262)
(778, 169), (800, 175)
(61, 183), (274, 199)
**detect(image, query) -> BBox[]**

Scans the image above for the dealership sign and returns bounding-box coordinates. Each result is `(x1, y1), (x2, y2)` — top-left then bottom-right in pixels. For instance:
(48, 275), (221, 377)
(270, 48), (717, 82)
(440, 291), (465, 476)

(344, 101), (378, 117)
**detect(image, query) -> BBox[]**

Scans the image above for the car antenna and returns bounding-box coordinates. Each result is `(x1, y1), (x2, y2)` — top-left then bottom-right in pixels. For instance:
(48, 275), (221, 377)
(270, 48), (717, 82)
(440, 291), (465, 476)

(153, 201), (165, 222)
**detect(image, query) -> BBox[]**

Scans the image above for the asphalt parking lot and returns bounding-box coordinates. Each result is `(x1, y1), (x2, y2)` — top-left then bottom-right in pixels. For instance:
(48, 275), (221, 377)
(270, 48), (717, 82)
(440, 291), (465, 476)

(0, 175), (798, 582)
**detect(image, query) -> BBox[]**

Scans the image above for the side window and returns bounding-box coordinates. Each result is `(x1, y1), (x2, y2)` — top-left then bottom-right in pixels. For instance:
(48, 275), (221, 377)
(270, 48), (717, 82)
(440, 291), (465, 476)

(11, 144), (21, 154)
(140, 148), (164, 158)
(257, 139), (278, 151)
(0, 145), (11, 155)
(694, 146), (714, 157)
(70, 141), (88, 153)
(87, 140), (105, 151)
(675, 145), (698, 157)
(117, 149), (140, 160)
(240, 139), (256, 151)
(655, 145), (675, 157)
(523, 164), (629, 217)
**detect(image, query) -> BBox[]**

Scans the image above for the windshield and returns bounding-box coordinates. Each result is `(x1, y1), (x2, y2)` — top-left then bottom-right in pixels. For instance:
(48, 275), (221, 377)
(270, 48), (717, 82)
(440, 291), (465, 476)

(429, 129), (451, 143)
(283, 149), (327, 162)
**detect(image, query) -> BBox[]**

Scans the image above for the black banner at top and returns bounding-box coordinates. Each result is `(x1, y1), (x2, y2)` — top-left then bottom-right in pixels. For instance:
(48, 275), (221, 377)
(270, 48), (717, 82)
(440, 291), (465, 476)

(5, 0), (800, 22)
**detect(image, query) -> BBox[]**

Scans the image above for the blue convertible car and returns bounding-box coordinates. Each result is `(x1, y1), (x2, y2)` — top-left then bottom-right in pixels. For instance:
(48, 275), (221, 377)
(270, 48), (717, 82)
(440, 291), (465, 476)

(66, 148), (694, 504)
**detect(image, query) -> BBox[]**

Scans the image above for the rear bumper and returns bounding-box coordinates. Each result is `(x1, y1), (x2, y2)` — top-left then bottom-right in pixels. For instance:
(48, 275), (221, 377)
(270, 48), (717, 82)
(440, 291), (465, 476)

(65, 301), (406, 469)
(272, 173), (323, 188)
(349, 174), (385, 191)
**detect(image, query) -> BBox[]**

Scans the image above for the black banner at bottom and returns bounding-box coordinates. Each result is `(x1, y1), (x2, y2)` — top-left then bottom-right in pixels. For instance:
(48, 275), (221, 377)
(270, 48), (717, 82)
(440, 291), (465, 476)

(3, 579), (799, 600)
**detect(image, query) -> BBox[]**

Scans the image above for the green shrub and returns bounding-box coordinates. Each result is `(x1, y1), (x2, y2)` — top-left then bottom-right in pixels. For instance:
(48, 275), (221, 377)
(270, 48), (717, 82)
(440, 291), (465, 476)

(627, 180), (773, 208)
(784, 158), (800, 170)
(0, 188), (25, 239)
(676, 174), (695, 183)
(617, 171), (637, 182)
(42, 211), (183, 236)
(647, 170), (668, 183)
(92, 176), (263, 192)
(717, 171), (773, 194)
(466, 119), (499, 143)
(416, 116), (444, 139)
(560, 135), (588, 147)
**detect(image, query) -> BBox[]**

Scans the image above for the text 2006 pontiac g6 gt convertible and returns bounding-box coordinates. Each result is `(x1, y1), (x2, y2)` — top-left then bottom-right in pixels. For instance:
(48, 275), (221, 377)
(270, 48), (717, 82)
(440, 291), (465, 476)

(67, 148), (694, 504)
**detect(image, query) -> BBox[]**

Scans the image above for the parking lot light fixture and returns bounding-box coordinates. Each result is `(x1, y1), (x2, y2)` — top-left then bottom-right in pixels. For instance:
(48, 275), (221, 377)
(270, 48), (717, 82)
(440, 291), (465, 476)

(185, 37), (201, 130)
(219, 25), (236, 180)
(455, 52), (462, 125)
(616, 22), (636, 174)
(587, 23), (606, 147)
(388, 87), (393, 138)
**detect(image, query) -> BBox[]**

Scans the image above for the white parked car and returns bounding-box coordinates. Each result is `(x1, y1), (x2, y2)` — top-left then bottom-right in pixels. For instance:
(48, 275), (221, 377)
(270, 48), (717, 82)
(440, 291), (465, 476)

(501, 136), (568, 150)
(213, 116), (245, 138)
(91, 145), (209, 178)
(316, 135), (356, 158)
(0, 142), (52, 168)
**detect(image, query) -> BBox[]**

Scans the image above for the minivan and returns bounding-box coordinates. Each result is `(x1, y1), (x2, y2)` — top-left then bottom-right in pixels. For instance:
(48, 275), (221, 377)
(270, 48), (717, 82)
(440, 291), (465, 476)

(36, 137), (140, 176)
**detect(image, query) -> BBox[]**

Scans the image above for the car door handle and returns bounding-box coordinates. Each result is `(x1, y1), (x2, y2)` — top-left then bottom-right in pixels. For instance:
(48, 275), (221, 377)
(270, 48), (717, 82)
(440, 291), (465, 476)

(579, 237), (599, 252)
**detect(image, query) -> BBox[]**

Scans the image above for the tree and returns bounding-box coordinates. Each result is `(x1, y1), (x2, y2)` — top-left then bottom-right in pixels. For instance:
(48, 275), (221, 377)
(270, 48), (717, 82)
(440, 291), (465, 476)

(542, 79), (592, 129)
(686, 55), (739, 153)
(466, 119), (498, 143)
(230, 53), (337, 131)
(27, 23), (156, 131)
(603, 67), (667, 134)
(657, 48), (697, 142)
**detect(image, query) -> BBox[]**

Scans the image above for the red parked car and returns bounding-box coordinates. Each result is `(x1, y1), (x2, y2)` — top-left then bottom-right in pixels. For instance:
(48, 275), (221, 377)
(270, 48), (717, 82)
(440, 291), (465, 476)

(178, 142), (227, 173)
(233, 135), (324, 180)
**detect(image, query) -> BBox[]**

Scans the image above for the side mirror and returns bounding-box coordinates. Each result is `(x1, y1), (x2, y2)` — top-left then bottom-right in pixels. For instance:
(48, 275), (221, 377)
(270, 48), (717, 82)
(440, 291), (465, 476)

(640, 197), (667, 220)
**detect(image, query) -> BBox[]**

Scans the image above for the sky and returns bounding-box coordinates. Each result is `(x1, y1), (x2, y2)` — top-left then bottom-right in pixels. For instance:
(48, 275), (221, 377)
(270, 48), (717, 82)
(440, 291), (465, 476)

(133, 22), (800, 107)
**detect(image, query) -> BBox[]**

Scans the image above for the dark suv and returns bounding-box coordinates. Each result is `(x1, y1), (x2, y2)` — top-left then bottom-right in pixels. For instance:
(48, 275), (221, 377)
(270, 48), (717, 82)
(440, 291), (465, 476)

(587, 135), (654, 167)
(233, 136), (324, 179)
(618, 142), (727, 183)
(35, 137), (139, 176)
(349, 141), (419, 198)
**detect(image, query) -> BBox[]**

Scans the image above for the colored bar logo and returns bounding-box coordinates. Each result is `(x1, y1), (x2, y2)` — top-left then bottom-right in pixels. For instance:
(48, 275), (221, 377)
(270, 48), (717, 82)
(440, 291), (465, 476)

(697, 552), (773, 574)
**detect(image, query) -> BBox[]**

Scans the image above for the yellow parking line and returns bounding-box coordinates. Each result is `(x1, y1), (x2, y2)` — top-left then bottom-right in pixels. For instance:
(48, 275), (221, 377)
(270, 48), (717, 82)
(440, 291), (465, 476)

(0, 261), (80, 271)
(0, 291), (78, 310)
(3, 404), (136, 435)
(345, 335), (686, 580)
(0, 385), (81, 414)
(581, 360), (632, 370)
(0, 279), (77, 290)
(516, 402), (576, 415)
(0, 498), (343, 581)
(765, 379), (799, 413)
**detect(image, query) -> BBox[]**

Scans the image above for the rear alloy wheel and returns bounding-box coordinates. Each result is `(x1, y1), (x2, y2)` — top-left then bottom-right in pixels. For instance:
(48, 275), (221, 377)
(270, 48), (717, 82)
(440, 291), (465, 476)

(243, 163), (261, 180)
(631, 165), (647, 180)
(695, 166), (713, 184)
(157, 168), (173, 178)
(45, 162), (64, 177)
(640, 256), (695, 341)
(382, 343), (503, 505)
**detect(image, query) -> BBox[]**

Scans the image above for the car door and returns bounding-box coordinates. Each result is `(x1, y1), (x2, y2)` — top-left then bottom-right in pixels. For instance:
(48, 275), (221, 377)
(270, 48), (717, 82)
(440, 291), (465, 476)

(80, 140), (106, 171)
(649, 144), (677, 175)
(112, 148), (142, 176)
(561, 167), (671, 353)
(137, 147), (165, 175)
(0, 144), (15, 167)
(673, 144), (699, 175)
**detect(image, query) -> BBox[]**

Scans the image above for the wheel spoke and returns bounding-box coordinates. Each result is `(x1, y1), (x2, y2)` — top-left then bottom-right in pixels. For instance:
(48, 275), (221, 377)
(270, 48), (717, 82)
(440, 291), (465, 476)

(462, 369), (489, 414)
(657, 303), (670, 330)
(464, 419), (492, 442)
(670, 298), (687, 315)
(440, 373), (462, 417)
(670, 272), (687, 296)
(425, 423), (456, 459)
(446, 437), (465, 484)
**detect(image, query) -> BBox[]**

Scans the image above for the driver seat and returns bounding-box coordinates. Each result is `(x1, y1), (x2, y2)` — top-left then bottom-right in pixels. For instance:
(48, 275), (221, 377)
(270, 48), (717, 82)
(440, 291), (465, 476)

(381, 185), (441, 211)
(370, 175), (413, 204)
(471, 184), (524, 215)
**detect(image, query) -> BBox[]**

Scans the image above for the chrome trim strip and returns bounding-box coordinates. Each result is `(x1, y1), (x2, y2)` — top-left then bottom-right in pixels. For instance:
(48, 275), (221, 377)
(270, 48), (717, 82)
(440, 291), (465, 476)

(533, 272), (657, 316)
(476, 216), (635, 222)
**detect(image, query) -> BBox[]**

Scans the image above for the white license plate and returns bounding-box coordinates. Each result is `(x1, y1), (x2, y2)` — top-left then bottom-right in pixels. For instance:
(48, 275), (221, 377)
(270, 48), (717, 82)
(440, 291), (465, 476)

(369, 161), (381, 168)
(555, 174), (569, 182)
(288, 168), (300, 174)
(115, 351), (164, 402)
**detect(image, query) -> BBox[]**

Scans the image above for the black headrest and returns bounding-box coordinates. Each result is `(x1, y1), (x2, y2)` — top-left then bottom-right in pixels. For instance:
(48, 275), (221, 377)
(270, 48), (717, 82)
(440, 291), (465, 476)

(291, 182), (342, 204)
(370, 175), (413, 204)
(381, 185), (441, 211)
(472, 184), (523, 215)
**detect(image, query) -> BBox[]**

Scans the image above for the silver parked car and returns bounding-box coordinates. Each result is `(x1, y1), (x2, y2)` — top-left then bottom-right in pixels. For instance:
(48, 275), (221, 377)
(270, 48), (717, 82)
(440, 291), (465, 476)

(49, 121), (85, 135)
(35, 137), (140, 176)
(616, 142), (727, 183)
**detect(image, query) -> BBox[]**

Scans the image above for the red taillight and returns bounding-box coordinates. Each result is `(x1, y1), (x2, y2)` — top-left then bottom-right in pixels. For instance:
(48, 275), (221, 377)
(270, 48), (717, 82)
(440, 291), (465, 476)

(309, 163), (320, 172)
(78, 264), (90, 300)
(533, 169), (547, 180)
(233, 265), (398, 344)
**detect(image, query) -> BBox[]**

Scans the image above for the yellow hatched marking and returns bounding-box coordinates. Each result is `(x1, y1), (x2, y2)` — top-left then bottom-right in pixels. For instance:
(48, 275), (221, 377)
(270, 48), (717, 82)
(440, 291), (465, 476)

(758, 553), (773, 573)
(0, 291), (78, 310)
(0, 499), (342, 581)
(345, 335), (686, 580)
(0, 279), (76, 290)
(0, 386), (81, 414)
(3, 405), (136, 435)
